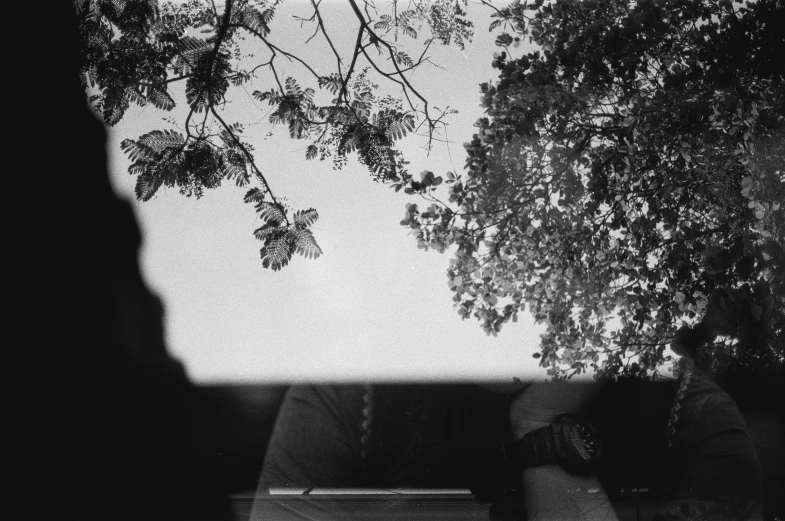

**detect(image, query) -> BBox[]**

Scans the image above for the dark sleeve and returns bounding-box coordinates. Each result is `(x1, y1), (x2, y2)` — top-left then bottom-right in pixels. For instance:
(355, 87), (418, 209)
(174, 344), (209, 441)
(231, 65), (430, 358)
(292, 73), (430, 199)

(685, 392), (763, 501)
(637, 386), (765, 521)
(256, 385), (369, 489)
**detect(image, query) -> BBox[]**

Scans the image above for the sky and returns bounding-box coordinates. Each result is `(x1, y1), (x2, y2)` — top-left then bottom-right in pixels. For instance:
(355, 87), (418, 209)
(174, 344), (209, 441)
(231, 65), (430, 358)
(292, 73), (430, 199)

(105, 0), (557, 384)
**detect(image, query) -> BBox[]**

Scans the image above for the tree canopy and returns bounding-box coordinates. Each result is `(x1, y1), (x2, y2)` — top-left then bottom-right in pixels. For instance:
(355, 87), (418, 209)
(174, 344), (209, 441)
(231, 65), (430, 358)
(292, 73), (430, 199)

(403, 0), (784, 378)
(77, 0), (783, 380)
(75, 0), (473, 270)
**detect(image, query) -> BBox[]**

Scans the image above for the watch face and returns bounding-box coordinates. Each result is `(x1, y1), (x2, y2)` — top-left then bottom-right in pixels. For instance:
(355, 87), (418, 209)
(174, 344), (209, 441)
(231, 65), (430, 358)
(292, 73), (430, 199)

(567, 418), (601, 463)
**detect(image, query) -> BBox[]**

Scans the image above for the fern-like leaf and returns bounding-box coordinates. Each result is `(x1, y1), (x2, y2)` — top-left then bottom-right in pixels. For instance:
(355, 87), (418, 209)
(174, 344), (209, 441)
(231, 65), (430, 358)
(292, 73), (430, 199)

(301, 88), (315, 107)
(253, 88), (279, 104)
(122, 129), (187, 200)
(260, 235), (292, 271)
(284, 77), (302, 97)
(253, 223), (282, 241)
(186, 49), (231, 112)
(121, 138), (152, 163)
(380, 110), (416, 142)
(144, 85), (176, 111)
(293, 208), (319, 228)
(172, 36), (211, 75)
(243, 187), (265, 204)
(394, 51), (413, 67)
(318, 74), (343, 95)
(101, 85), (131, 125)
(175, 35), (210, 53)
(289, 116), (307, 139)
(231, 70), (252, 86)
(400, 10), (417, 23)
(140, 129), (185, 155)
(135, 172), (164, 201)
(233, 5), (271, 36)
(374, 15), (391, 30)
(120, 129), (183, 163)
(260, 7), (275, 26)
(338, 131), (359, 155)
(292, 228), (322, 259)
(220, 149), (249, 186)
(127, 87), (149, 108)
(256, 201), (287, 226)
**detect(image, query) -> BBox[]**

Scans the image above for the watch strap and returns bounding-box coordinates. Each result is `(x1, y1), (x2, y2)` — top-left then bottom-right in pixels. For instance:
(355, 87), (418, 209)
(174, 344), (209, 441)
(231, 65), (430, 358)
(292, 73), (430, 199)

(502, 416), (601, 474)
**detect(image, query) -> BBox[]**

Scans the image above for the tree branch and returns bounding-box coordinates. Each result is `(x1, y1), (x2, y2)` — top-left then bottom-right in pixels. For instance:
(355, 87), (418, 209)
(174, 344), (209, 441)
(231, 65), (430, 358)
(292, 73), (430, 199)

(230, 23), (322, 81)
(209, 105), (289, 225)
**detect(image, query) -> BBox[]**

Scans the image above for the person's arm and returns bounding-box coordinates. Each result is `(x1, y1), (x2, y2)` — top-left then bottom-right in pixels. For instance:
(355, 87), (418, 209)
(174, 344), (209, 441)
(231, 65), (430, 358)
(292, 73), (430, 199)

(686, 392), (762, 499)
(509, 380), (619, 521)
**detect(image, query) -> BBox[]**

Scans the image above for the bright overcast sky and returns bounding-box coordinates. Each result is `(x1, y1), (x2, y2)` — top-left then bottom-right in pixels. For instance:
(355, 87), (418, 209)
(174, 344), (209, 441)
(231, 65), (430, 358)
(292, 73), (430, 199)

(106, 0), (555, 384)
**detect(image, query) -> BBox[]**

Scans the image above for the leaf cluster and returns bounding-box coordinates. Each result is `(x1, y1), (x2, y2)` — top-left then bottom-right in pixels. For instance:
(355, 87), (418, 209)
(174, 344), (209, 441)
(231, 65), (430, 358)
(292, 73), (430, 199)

(121, 126), (251, 200)
(245, 188), (322, 271)
(260, 72), (416, 182)
(402, 0), (784, 378)
(76, 0), (476, 270)
(372, 0), (474, 49)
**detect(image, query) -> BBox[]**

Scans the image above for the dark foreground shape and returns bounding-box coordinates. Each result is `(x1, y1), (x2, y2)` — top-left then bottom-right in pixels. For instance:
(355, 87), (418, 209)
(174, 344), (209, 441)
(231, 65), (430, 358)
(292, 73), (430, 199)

(16, 5), (233, 521)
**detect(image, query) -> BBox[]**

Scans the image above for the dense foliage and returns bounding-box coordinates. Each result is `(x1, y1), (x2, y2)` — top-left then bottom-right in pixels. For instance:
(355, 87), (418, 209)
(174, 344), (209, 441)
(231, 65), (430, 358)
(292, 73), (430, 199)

(77, 0), (783, 378)
(75, 0), (473, 269)
(403, 0), (784, 378)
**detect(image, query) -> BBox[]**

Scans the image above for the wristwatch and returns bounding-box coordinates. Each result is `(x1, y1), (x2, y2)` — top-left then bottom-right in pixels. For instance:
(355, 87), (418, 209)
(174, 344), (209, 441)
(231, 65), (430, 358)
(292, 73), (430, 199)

(502, 415), (601, 474)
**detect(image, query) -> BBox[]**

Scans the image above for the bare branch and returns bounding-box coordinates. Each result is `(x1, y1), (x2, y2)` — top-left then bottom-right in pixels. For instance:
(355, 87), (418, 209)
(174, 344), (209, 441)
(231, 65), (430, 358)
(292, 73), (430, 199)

(341, 27), (366, 103)
(309, 0), (346, 79)
(209, 105), (289, 225)
(346, 0), (439, 143)
(230, 23), (322, 81)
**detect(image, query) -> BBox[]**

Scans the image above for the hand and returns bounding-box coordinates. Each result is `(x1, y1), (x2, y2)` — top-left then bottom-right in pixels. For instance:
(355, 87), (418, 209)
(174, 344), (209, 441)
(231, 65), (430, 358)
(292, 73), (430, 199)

(509, 379), (597, 438)
(507, 380), (618, 521)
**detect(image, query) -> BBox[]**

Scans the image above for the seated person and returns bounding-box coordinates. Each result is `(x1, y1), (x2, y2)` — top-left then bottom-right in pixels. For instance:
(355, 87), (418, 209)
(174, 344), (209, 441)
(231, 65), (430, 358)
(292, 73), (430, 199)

(586, 327), (763, 520)
(253, 383), (515, 490)
(250, 326), (762, 520)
